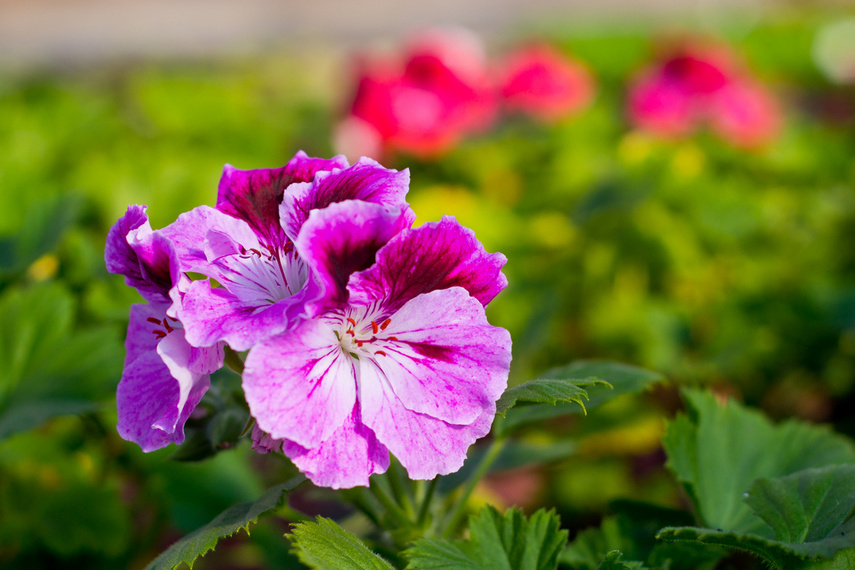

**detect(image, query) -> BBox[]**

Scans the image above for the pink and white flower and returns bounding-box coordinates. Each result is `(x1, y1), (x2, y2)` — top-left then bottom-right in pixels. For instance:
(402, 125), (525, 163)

(243, 206), (512, 489)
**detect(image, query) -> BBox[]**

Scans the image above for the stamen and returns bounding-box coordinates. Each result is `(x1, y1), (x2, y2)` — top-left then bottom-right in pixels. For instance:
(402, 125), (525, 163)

(163, 320), (174, 333)
(387, 336), (398, 341)
(146, 317), (162, 325)
(374, 350), (387, 356)
(371, 321), (379, 334)
(153, 330), (167, 339)
(380, 318), (391, 330)
(346, 330), (356, 337)
(347, 318), (357, 327)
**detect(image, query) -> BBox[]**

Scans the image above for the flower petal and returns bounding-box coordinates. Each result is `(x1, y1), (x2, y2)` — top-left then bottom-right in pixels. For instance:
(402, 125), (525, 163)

(280, 157), (410, 242)
(105, 205), (173, 302)
(359, 365), (495, 480)
(177, 278), (306, 352)
(216, 152), (348, 247)
(125, 303), (168, 368)
(243, 317), (357, 448)
(347, 215), (507, 312)
(296, 200), (414, 316)
(116, 349), (209, 452)
(282, 404), (390, 489)
(162, 205), (259, 275)
(361, 287), (511, 425)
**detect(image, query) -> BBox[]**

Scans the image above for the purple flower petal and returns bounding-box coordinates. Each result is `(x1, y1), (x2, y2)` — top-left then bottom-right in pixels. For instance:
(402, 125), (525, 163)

(242, 316), (358, 448)
(177, 279), (309, 352)
(347, 215), (508, 313)
(360, 366), (496, 480)
(358, 287), (510, 425)
(282, 404), (390, 489)
(216, 152), (348, 247)
(106, 205), (174, 303)
(295, 200), (415, 316)
(280, 157), (410, 241)
(251, 424), (284, 455)
(117, 336), (210, 452)
(125, 303), (168, 368)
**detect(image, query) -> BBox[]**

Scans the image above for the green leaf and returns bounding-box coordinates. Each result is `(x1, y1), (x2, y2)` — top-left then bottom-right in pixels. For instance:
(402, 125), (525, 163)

(145, 476), (305, 570)
(405, 506), (567, 570)
(656, 526), (802, 569)
(0, 283), (123, 441)
(499, 361), (664, 433)
(496, 377), (606, 417)
(662, 390), (855, 534)
(745, 465), (855, 558)
(595, 551), (643, 570)
(288, 516), (395, 570)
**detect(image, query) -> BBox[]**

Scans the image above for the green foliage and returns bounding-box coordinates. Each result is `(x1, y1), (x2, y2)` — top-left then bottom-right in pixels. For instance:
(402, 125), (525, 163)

(498, 361), (664, 433)
(659, 391), (855, 567)
(287, 516), (395, 570)
(145, 477), (305, 570)
(663, 390), (855, 534)
(405, 506), (567, 570)
(0, 283), (122, 441)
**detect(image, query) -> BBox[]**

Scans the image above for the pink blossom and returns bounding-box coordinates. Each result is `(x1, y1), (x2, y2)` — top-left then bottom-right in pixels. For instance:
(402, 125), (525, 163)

(627, 43), (781, 147)
(335, 28), (498, 159)
(498, 44), (595, 122)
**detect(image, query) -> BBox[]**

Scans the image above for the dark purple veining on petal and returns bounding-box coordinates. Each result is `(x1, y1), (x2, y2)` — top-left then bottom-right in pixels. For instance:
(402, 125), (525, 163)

(348, 215), (507, 313)
(296, 200), (415, 315)
(282, 158), (410, 241)
(216, 152), (348, 247)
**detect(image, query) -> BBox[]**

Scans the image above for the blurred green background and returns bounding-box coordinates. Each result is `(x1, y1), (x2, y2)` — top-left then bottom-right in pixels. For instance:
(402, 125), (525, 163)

(1, 5), (854, 569)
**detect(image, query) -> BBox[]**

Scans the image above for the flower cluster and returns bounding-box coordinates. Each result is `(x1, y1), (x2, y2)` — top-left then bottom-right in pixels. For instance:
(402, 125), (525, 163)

(335, 29), (595, 159)
(106, 152), (512, 489)
(627, 42), (780, 148)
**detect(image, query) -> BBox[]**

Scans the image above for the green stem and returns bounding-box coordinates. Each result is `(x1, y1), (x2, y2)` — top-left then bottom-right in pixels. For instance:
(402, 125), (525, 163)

(416, 477), (439, 528)
(387, 458), (416, 518)
(224, 346), (245, 374)
(439, 437), (506, 539)
(344, 488), (384, 528)
(369, 477), (412, 528)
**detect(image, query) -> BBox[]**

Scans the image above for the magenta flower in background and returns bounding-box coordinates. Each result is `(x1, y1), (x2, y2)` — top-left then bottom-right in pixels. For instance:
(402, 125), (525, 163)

(498, 44), (595, 122)
(243, 205), (512, 489)
(105, 205), (224, 451)
(161, 152), (410, 352)
(627, 43), (781, 147)
(334, 28), (498, 160)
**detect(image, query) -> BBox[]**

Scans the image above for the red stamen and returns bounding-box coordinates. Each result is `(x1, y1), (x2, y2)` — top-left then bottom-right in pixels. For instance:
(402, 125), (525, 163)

(374, 350), (387, 356)
(163, 320), (174, 333)
(356, 341), (364, 347)
(146, 317), (162, 325)
(371, 321), (379, 334)
(380, 318), (391, 330)
(153, 330), (167, 339)
(387, 336), (398, 341)
(347, 318), (357, 327)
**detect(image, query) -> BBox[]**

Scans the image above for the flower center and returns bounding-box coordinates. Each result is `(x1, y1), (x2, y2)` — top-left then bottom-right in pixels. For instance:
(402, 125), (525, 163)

(334, 308), (396, 360)
(224, 242), (308, 305)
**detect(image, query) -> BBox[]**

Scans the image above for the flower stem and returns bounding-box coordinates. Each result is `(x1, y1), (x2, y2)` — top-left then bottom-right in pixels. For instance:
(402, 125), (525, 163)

(223, 346), (245, 374)
(369, 477), (412, 528)
(439, 437), (506, 539)
(416, 477), (439, 528)
(387, 458), (416, 518)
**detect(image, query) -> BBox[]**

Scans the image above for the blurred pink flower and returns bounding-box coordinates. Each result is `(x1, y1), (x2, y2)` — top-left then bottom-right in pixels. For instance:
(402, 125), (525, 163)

(498, 44), (595, 122)
(335, 28), (498, 159)
(627, 44), (781, 147)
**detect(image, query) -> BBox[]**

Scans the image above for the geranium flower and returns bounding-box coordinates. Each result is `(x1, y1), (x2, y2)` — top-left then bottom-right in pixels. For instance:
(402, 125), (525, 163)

(242, 204), (512, 489)
(334, 28), (498, 159)
(498, 44), (595, 122)
(161, 152), (410, 352)
(627, 43), (780, 147)
(105, 205), (223, 451)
